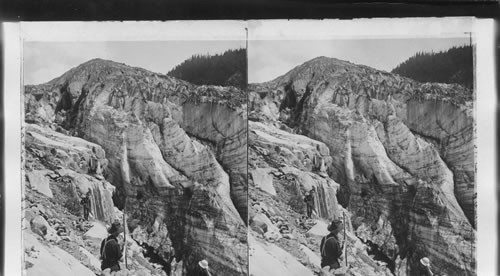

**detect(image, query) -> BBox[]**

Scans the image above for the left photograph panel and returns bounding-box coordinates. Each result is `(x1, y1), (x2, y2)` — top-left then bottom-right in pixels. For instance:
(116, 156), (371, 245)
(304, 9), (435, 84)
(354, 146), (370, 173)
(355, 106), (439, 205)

(21, 23), (248, 276)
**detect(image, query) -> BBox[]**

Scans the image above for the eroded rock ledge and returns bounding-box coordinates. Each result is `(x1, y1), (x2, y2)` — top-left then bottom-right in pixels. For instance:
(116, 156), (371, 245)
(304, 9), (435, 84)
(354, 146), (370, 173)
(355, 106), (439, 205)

(249, 56), (475, 276)
(25, 58), (248, 275)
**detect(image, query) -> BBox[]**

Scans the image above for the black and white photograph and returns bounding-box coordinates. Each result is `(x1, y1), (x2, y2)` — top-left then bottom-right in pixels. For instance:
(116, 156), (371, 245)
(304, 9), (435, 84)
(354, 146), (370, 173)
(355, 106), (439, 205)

(0, 18), (496, 276)
(247, 19), (485, 276)
(19, 22), (248, 276)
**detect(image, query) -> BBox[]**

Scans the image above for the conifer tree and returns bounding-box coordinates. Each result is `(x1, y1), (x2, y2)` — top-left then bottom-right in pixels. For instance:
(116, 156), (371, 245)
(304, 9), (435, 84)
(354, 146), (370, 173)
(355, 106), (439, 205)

(392, 45), (472, 89)
(167, 48), (247, 89)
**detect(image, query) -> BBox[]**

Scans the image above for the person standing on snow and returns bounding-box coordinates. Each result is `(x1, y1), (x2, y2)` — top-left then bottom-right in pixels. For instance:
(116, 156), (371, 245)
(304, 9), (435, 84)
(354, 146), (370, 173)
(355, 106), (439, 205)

(80, 190), (91, 221)
(100, 221), (124, 273)
(304, 189), (316, 219)
(320, 220), (344, 275)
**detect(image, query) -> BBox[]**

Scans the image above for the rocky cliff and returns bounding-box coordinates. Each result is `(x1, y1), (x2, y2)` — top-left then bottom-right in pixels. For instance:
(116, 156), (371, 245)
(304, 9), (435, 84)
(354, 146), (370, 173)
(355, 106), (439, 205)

(24, 58), (248, 275)
(249, 56), (475, 276)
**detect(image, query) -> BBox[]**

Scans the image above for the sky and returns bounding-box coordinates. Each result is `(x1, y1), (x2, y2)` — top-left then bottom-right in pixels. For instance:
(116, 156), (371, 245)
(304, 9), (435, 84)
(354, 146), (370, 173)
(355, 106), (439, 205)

(249, 38), (470, 83)
(23, 40), (245, 85)
(23, 38), (469, 85)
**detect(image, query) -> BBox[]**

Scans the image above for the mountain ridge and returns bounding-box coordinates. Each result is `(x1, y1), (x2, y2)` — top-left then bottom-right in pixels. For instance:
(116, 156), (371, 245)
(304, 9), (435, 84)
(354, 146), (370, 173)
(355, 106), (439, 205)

(392, 45), (473, 89)
(167, 48), (246, 89)
(24, 58), (248, 276)
(249, 55), (475, 276)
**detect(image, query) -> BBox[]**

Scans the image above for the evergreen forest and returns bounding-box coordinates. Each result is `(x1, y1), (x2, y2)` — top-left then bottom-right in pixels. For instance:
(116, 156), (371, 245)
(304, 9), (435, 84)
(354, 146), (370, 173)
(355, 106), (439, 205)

(392, 45), (473, 89)
(167, 48), (247, 89)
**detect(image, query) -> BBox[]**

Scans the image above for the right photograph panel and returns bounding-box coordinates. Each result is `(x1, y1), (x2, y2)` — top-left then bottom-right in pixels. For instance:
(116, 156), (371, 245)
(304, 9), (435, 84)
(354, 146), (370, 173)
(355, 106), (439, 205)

(248, 28), (475, 276)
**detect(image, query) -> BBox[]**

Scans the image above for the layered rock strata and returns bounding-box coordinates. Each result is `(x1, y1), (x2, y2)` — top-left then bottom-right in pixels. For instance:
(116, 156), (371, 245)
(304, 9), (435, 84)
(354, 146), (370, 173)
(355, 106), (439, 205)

(249, 56), (475, 275)
(248, 125), (394, 276)
(25, 123), (115, 223)
(24, 59), (248, 275)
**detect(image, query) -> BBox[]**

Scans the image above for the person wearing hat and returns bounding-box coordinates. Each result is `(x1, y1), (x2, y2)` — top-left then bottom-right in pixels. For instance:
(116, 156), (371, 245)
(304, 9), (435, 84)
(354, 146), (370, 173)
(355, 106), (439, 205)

(418, 257), (434, 276)
(80, 190), (91, 221)
(195, 259), (212, 276)
(100, 221), (124, 272)
(304, 189), (316, 219)
(320, 220), (344, 274)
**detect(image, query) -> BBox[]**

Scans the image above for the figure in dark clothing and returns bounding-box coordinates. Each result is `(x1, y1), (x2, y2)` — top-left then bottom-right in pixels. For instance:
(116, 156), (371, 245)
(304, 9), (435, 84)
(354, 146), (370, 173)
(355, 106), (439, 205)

(80, 191), (91, 221)
(88, 156), (96, 174)
(320, 220), (343, 271)
(100, 221), (124, 272)
(304, 189), (316, 219)
(195, 259), (213, 276)
(418, 257), (434, 276)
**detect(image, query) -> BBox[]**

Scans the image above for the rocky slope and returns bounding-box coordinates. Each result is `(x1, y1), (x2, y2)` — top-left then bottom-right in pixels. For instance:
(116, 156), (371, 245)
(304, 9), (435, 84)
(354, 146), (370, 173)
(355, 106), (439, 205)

(24, 58), (248, 275)
(24, 124), (169, 276)
(248, 56), (475, 276)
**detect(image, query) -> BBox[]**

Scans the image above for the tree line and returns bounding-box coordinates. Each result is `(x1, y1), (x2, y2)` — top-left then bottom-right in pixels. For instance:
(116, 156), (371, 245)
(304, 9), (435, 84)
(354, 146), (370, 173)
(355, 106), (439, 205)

(167, 48), (247, 89)
(391, 45), (473, 89)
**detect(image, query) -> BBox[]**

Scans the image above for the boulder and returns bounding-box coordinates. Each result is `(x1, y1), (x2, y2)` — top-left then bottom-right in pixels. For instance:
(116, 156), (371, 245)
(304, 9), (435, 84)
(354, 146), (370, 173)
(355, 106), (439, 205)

(300, 244), (321, 268)
(79, 246), (101, 271)
(24, 209), (37, 229)
(256, 202), (277, 217)
(30, 215), (49, 237)
(250, 168), (276, 196)
(264, 230), (282, 242)
(250, 213), (278, 235)
(101, 268), (112, 276)
(306, 220), (329, 238)
(26, 170), (53, 198)
(83, 222), (108, 243)
(45, 229), (62, 243)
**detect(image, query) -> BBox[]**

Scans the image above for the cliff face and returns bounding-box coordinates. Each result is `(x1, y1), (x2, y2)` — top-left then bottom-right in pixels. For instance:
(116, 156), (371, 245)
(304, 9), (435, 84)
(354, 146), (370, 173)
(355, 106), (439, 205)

(249, 57), (475, 276)
(22, 55), (476, 275)
(24, 59), (248, 275)
(25, 123), (115, 224)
